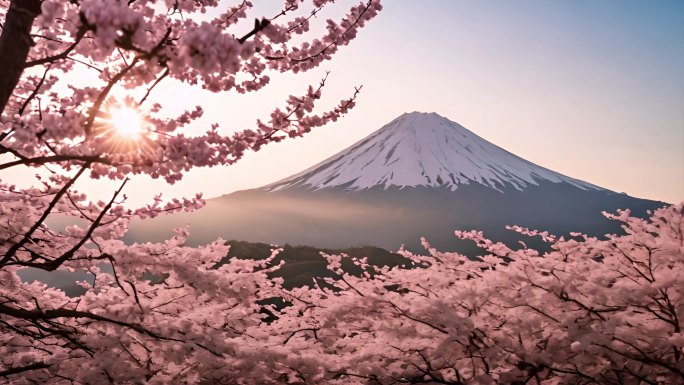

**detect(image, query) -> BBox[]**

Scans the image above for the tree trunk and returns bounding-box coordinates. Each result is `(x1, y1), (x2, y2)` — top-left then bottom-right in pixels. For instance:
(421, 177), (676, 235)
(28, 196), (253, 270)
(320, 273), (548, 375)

(0, 0), (41, 116)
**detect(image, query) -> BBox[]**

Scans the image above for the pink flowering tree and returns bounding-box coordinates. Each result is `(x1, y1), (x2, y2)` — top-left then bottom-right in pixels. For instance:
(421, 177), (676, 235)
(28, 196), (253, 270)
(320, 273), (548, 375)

(0, 0), (381, 382)
(273, 203), (682, 384)
(2, 1), (681, 384)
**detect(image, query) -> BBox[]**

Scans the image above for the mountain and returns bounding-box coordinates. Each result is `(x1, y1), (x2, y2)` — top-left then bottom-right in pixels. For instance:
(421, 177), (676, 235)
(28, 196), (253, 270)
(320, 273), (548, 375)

(264, 112), (600, 192)
(127, 112), (667, 252)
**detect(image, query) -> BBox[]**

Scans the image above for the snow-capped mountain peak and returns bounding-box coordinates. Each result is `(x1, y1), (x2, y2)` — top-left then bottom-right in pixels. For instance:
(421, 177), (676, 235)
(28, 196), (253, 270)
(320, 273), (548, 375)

(263, 112), (602, 192)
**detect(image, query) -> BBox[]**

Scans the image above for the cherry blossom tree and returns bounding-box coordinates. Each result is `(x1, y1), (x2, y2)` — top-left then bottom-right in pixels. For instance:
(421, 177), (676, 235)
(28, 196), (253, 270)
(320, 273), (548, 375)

(273, 203), (682, 385)
(0, 0), (381, 383)
(2, 1), (680, 384)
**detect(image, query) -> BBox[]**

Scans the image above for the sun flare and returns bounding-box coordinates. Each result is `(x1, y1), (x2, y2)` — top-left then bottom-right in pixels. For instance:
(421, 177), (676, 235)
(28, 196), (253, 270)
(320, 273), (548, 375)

(92, 99), (157, 155)
(109, 106), (145, 139)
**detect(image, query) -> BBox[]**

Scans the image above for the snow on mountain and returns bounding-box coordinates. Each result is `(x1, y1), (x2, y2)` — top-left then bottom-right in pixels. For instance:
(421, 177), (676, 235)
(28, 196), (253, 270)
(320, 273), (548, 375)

(263, 112), (603, 192)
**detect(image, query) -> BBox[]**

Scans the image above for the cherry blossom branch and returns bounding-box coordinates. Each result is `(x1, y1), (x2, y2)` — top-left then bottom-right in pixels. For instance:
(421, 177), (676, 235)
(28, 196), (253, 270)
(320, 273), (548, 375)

(0, 154), (107, 171)
(237, 17), (270, 44)
(0, 362), (51, 378)
(23, 27), (87, 68)
(85, 27), (172, 137)
(0, 303), (163, 339)
(0, 163), (89, 267)
(37, 178), (128, 271)
(138, 67), (169, 106)
(18, 64), (49, 115)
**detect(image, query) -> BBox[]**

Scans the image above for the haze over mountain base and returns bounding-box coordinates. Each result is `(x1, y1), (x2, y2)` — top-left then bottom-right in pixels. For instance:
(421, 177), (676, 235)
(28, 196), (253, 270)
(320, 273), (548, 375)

(127, 183), (664, 252)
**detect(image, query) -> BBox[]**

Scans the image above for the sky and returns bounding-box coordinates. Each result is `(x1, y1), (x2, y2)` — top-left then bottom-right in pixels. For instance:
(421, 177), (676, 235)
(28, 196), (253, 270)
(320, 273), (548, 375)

(6, 0), (684, 205)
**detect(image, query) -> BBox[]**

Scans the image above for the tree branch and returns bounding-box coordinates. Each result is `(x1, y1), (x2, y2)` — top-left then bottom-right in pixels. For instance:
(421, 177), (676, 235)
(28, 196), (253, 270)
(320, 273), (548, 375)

(18, 64), (50, 116)
(23, 27), (87, 69)
(0, 362), (51, 378)
(0, 163), (89, 267)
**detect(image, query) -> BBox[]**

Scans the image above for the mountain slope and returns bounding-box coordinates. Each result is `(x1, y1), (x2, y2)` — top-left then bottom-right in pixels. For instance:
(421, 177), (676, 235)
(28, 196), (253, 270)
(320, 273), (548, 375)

(264, 112), (600, 192)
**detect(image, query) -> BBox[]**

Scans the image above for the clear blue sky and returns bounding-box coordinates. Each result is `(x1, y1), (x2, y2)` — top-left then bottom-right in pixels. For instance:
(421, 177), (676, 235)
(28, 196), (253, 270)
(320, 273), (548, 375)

(8, 0), (683, 205)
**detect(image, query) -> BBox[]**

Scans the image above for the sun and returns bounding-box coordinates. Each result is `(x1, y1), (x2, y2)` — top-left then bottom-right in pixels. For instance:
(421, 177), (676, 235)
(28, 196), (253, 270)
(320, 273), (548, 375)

(92, 98), (157, 155)
(108, 105), (145, 139)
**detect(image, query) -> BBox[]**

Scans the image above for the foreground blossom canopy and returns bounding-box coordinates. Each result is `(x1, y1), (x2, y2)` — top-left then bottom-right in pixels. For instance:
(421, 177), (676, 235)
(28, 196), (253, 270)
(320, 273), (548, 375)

(0, 0), (681, 384)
